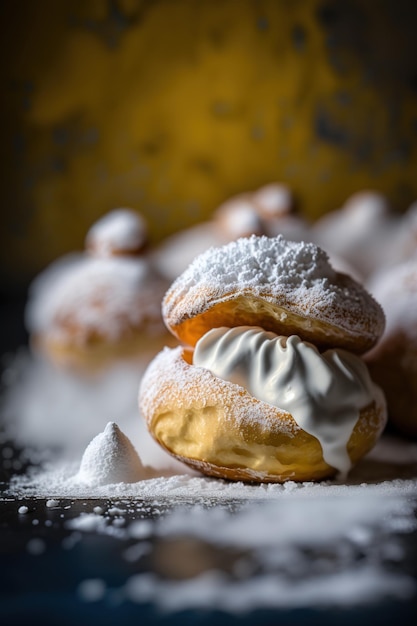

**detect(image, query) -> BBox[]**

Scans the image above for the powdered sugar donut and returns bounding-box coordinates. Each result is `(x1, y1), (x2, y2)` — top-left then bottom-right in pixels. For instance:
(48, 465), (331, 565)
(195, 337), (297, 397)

(139, 235), (387, 482)
(365, 258), (417, 438)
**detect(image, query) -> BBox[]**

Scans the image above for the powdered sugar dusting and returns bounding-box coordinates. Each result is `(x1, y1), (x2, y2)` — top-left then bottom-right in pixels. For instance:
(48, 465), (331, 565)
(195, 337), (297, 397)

(6, 433), (417, 499)
(163, 235), (385, 343)
(0, 349), (186, 471)
(3, 408), (417, 615)
(121, 493), (417, 612)
(169, 235), (334, 293)
(6, 436), (416, 614)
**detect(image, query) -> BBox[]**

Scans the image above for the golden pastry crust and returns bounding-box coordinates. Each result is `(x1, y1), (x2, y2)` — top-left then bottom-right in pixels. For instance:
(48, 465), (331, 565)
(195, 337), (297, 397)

(139, 347), (387, 483)
(165, 290), (380, 355)
(162, 236), (385, 354)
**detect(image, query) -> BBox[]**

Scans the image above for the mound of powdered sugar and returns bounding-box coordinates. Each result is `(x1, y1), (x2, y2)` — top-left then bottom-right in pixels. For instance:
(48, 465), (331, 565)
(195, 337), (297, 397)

(165, 234), (334, 297)
(75, 422), (148, 486)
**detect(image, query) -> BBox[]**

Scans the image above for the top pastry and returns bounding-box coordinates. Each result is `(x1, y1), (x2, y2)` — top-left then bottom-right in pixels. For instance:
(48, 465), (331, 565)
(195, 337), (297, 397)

(162, 235), (385, 354)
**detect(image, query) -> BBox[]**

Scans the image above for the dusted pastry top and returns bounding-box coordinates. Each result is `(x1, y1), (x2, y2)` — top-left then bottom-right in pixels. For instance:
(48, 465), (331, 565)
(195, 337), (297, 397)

(86, 208), (148, 257)
(193, 326), (380, 476)
(26, 255), (166, 345)
(163, 235), (385, 353)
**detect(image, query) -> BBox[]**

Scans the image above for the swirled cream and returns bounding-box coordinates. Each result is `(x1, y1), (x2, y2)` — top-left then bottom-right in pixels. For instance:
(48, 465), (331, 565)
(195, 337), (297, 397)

(193, 326), (378, 476)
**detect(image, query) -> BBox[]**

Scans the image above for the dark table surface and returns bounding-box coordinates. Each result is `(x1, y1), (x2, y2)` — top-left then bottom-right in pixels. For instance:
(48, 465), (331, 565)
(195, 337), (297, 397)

(1, 292), (417, 626)
(1, 490), (417, 626)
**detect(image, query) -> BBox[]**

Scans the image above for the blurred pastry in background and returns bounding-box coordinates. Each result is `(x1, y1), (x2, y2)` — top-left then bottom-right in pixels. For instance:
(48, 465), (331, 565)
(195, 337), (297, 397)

(213, 193), (266, 239)
(25, 208), (172, 373)
(85, 207), (149, 257)
(365, 257), (417, 438)
(151, 220), (224, 283)
(253, 182), (294, 219)
(153, 181), (305, 282)
(252, 182), (310, 242)
(323, 251), (364, 284)
(384, 200), (417, 269)
(153, 184), (416, 286)
(313, 190), (417, 285)
(312, 190), (393, 280)
(251, 182), (361, 280)
(152, 190), (267, 282)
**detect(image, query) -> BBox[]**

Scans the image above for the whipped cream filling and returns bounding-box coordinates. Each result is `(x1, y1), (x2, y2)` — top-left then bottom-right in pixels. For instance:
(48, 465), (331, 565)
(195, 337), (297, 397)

(193, 326), (377, 476)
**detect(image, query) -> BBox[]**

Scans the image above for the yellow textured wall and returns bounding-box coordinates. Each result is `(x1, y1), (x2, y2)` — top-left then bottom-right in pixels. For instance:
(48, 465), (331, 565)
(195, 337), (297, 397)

(1, 0), (417, 288)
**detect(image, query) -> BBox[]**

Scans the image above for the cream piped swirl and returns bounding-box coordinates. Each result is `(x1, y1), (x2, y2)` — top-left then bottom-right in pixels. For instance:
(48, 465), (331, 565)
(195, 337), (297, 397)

(193, 326), (379, 476)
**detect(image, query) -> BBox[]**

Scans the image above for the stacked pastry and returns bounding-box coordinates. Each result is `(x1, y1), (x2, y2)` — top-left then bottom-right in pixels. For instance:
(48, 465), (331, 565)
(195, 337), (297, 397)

(139, 235), (387, 482)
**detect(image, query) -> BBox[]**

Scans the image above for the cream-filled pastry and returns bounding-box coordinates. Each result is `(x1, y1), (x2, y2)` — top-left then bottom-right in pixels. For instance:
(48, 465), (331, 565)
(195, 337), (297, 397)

(26, 209), (172, 372)
(193, 327), (381, 477)
(139, 235), (387, 482)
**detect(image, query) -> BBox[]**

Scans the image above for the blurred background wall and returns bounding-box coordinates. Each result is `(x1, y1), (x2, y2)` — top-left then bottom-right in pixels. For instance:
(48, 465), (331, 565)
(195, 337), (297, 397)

(1, 0), (417, 291)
